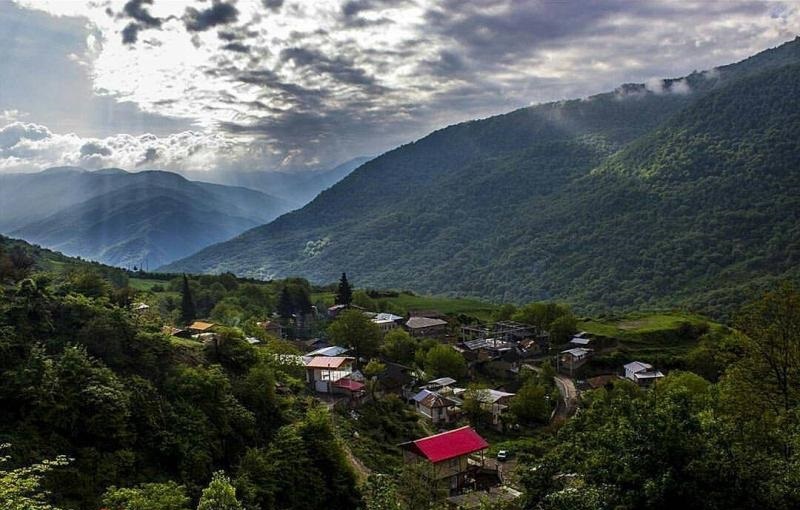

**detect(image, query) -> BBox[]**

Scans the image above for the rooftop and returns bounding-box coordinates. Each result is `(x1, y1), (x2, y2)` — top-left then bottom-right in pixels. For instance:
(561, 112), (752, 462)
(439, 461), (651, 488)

(188, 321), (216, 331)
(624, 361), (653, 373)
(307, 345), (350, 357)
(403, 426), (489, 463)
(305, 356), (354, 369)
(406, 316), (448, 329)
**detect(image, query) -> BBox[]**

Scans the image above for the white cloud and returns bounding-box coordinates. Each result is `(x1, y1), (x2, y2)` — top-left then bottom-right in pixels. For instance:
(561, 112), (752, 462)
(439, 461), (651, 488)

(9, 0), (800, 172)
(0, 121), (245, 173)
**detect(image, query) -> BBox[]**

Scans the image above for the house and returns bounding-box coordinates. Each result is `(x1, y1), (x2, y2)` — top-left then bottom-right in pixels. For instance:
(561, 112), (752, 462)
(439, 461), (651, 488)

(187, 321), (217, 335)
(332, 377), (366, 400)
(568, 332), (593, 347)
(425, 376), (458, 392)
(412, 389), (460, 424)
(558, 347), (592, 376)
(624, 361), (665, 386)
(454, 388), (515, 428)
(406, 316), (449, 338)
(257, 320), (285, 339)
(298, 337), (328, 351)
(327, 304), (348, 318)
(133, 302), (150, 313)
(400, 426), (490, 494)
(372, 312), (404, 333)
(304, 356), (355, 393)
(376, 362), (415, 395)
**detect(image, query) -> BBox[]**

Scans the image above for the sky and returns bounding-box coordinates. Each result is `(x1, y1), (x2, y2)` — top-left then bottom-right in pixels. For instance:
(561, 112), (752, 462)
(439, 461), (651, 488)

(0, 0), (799, 176)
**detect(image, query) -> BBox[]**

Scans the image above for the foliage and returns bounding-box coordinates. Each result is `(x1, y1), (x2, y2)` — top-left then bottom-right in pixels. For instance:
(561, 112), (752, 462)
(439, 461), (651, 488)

(327, 309), (382, 363)
(0, 446), (70, 510)
(180, 274), (196, 326)
(335, 272), (353, 306)
(424, 344), (466, 379)
(197, 471), (243, 510)
(510, 382), (550, 425)
(102, 482), (190, 510)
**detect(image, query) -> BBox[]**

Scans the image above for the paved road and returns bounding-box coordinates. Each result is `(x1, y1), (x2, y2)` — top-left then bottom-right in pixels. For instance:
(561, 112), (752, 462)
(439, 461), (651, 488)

(553, 374), (578, 420)
(523, 363), (578, 423)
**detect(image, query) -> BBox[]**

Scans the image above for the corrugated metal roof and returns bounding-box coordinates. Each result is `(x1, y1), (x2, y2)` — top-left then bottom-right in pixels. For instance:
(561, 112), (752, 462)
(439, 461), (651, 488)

(410, 426), (489, 463)
(305, 356), (353, 369)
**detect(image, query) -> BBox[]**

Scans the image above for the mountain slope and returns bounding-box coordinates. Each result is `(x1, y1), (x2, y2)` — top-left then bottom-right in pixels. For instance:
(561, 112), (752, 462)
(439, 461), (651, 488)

(163, 38), (800, 316)
(180, 156), (372, 205)
(2, 169), (293, 268)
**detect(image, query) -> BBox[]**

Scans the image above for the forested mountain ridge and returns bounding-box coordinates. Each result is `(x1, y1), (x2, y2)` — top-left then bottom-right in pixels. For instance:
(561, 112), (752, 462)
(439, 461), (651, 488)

(0, 169), (294, 269)
(163, 38), (800, 317)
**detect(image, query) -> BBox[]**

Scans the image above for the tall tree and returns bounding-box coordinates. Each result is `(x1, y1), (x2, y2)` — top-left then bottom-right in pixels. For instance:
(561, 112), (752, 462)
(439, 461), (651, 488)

(277, 286), (293, 319)
(335, 272), (353, 306)
(180, 274), (196, 326)
(328, 309), (381, 365)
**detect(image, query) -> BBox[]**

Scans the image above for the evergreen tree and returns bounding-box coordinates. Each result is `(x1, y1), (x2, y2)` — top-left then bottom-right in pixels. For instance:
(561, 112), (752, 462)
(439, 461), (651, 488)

(335, 272), (353, 306)
(180, 274), (196, 326)
(277, 286), (293, 319)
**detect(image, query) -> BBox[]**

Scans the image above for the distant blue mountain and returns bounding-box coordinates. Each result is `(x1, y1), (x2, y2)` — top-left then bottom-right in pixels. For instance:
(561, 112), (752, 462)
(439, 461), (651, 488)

(0, 168), (294, 268)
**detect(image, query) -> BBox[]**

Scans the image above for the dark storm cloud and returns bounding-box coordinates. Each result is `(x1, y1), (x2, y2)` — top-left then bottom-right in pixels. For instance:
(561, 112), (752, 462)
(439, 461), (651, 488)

(184, 0), (239, 32)
(121, 22), (140, 44)
(222, 42), (250, 53)
(123, 0), (161, 28)
(80, 141), (112, 157)
(262, 0), (284, 12)
(279, 47), (380, 88)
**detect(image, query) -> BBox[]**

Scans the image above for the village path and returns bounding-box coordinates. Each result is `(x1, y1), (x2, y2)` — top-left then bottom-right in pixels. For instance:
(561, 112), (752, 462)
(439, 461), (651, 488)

(522, 364), (578, 423)
(341, 439), (372, 484)
(553, 374), (578, 420)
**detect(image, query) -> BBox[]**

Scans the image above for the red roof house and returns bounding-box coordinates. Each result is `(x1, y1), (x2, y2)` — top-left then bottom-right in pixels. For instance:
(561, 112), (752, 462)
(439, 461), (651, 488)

(400, 426), (490, 493)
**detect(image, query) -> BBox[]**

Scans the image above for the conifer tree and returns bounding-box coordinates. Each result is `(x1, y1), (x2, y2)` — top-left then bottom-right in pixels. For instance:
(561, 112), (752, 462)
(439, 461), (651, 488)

(180, 274), (196, 326)
(335, 272), (353, 306)
(277, 286), (293, 319)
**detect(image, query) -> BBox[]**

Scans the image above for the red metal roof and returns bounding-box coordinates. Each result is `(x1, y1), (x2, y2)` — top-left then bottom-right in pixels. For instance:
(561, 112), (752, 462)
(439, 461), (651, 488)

(411, 426), (489, 463)
(333, 377), (365, 392)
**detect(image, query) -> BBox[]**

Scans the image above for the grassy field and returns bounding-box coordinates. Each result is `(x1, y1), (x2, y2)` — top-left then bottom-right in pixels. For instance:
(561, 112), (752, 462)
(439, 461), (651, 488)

(577, 311), (726, 369)
(129, 277), (169, 291)
(312, 291), (500, 321)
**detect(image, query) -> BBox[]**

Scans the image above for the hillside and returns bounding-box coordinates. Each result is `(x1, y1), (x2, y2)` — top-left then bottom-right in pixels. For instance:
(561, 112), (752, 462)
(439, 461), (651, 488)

(0, 169), (294, 268)
(163, 38), (800, 318)
(180, 156), (372, 205)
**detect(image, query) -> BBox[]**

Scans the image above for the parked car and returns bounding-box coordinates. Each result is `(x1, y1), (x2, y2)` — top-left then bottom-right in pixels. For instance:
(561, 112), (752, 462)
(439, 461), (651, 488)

(496, 450), (509, 462)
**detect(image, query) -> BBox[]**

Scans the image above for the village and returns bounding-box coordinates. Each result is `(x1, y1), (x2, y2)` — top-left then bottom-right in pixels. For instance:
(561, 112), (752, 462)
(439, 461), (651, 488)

(144, 276), (670, 510)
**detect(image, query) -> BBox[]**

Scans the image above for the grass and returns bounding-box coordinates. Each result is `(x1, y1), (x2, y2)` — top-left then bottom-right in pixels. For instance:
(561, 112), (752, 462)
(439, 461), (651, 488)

(312, 291), (500, 321)
(577, 311), (726, 367)
(129, 277), (168, 291)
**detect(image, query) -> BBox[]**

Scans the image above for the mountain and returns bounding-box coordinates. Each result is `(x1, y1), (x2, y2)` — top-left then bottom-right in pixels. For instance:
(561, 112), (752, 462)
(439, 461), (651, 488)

(163, 38), (800, 317)
(180, 156), (372, 205)
(0, 169), (294, 268)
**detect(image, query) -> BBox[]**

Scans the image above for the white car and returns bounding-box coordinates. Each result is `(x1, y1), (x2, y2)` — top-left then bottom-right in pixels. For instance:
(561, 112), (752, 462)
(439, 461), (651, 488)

(496, 450), (509, 461)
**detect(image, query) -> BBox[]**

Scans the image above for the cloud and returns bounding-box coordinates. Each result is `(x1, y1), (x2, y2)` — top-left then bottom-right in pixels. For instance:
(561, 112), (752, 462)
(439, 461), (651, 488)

(0, 122), (51, 149)
(10, 0), (800, 174)
(0, 121), (245, 174)
(80, 141), (112, 156)
(122, 0), (161, 27)
(184, 0), (239, 32)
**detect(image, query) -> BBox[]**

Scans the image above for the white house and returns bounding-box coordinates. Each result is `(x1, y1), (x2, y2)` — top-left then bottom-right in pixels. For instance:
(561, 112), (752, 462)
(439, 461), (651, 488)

(624, 361), (665, 386)
(305, 356), (355, 393)
(372, 312), (404, 333)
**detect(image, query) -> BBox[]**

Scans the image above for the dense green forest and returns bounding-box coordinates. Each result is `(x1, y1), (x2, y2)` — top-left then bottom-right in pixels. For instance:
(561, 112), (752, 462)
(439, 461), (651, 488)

(164, 38), (800, 319)
(5, 236), (800, 509)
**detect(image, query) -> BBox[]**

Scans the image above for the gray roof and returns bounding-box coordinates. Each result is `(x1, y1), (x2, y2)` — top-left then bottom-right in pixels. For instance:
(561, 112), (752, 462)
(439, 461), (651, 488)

(562, 347), (592, 357)
(307, 345), (350, 357)
(406, 316), (448, 329)
(427, 376), (457, 387)
(624, 361), (653, 373)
